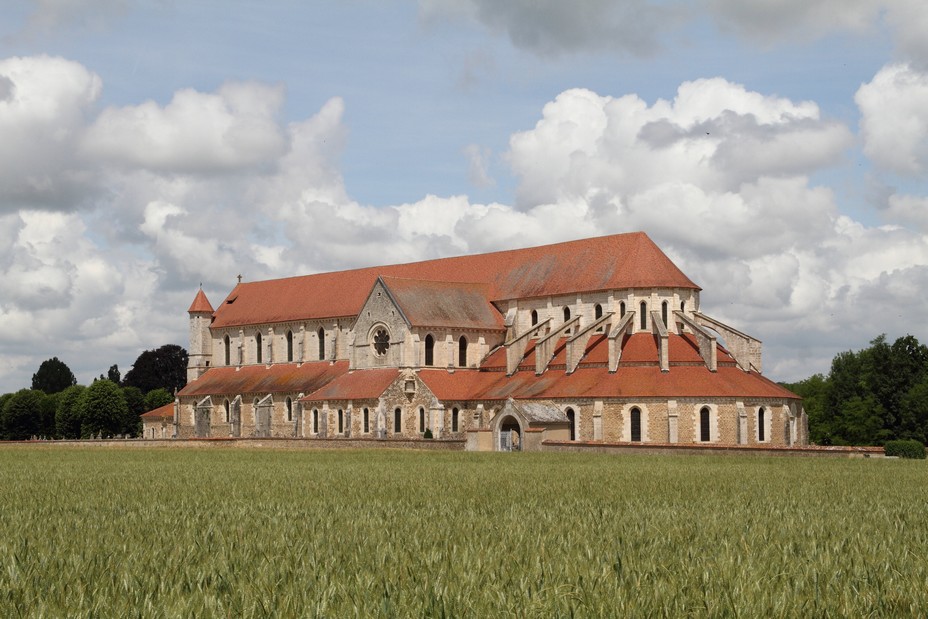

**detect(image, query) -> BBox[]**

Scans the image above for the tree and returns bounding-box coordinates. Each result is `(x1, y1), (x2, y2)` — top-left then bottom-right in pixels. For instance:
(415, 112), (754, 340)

(782, 374), (829, 443)
(144, 388), (173, 412)
(122, 345), (188, 395)
(56, 385), (86, 439)
(121, 386), (146, 437)
(31, 357), (77, 394)
(77, 380), (128, 439)
(1, 389), (45, 440)
(99, 364), (121, 384)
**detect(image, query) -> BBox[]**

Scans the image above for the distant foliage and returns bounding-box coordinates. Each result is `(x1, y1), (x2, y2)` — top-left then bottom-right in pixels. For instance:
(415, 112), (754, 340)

(31, 358), (77, 394)
(123, 345), (188, 394)
(144, 388), (174, 412)
(77, 380), (128, 439)
(884, 440), (926, 459)
(784, 334), (928, 446)
(121, 386), (146, 438)
(55, 385), (86, 439)
(1, 390), (46, 440)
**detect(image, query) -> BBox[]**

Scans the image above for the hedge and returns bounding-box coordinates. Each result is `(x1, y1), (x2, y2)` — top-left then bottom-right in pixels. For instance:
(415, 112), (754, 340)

(884, 440), (926, 459)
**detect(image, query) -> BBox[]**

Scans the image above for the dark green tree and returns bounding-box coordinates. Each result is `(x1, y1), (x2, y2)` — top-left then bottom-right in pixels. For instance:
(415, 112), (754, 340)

(56, 385), (86, 439)
(31, 357), (77, 394)
(122, 345), (188, 394)
(1, 389), (45, 440)
(107, 364), (121, 384)
(782, 374), (829, 443)
(144, 388), (173, 412)
(121, 386), (146, 437)
(77, 380), (128, 439)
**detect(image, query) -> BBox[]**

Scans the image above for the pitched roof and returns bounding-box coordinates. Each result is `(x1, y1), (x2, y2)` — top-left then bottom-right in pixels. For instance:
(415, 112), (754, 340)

(300, 368), (400, 402)
(211, 232), (699, 328)
(418, 365), (799, 402)
(381, 277), (505, 331)
(141, 403), (173, 420)
(178, 361), (349, 397)
(187, 288), (214, 314)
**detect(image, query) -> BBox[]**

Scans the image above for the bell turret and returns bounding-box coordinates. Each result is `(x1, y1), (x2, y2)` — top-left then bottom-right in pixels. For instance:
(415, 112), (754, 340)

(187, 288), (214, 382)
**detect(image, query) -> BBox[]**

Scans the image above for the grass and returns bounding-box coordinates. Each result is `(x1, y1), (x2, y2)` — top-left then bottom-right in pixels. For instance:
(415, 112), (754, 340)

(0, 447), (926, 617)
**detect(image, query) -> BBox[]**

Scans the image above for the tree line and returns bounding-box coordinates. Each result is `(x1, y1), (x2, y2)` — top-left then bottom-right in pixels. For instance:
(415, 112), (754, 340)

(783, 334), (928, 446)
(0, 345), (188, 440)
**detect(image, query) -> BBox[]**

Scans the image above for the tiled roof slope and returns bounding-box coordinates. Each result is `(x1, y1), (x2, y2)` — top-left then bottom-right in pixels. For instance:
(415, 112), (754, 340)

(178, 361), (349, 397)
(382, 277), (505, 331)
(187, 288), (214, 314)
(300, 369), (400, 402)
(418, 366), (799, 402)
(140, 403), (174, 419)
(211, 232), (698, 328)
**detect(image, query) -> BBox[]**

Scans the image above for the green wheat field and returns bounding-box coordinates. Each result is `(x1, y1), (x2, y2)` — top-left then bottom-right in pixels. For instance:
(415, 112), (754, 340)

(0, 447), (925, 617)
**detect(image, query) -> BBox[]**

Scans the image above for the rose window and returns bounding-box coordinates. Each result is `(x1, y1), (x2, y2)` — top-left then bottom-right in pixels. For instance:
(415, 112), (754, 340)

(372, 328), (390, 356)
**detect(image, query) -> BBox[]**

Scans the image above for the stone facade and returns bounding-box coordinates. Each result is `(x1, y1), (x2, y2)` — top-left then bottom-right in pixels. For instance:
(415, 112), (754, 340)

(174, 233), (808, 451)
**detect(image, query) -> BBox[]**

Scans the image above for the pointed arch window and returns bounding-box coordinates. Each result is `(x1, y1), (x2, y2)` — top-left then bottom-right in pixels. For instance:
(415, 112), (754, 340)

(419, 407), (426, 433)
(394, 407), (402, 433)
(452, 407), (459, 433)
(312, 409), (319, 434)
(424, 334), (435, 366)
(317, 327), (325, 360)
(680, 301), (685, 312)
(458, 336), (468, 367)
(640, 302), (647, 330)
(224, 335), (231, 366)
(594, 304), (603, 320)
(620, 301), (626, 318)
(700, 407), (711, 442)
(661, 301), (668, 327)
(286, 397), (293, 422)
(531, 309), (538, 326)
(363, 408), (370, 433)
(758, 407), (766, 442)
(255, 332), (263, 364)
(286, 331), (294, 362)
(338, 409), (344, 434)
(223, 399), (230, 423)
(566, 407), (576, 441)
(630, 407), (641, 442)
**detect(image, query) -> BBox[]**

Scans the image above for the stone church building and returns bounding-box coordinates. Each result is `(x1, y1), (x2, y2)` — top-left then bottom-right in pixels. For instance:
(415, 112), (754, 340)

(150, 232), (807, 450)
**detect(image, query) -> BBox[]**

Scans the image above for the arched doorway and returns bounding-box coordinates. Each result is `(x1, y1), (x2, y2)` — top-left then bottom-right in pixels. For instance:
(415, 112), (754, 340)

(498, 415), (522, 452)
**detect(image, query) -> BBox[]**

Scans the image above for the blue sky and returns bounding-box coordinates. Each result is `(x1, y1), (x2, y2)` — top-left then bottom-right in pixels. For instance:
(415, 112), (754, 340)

(1, 0), (927, 391)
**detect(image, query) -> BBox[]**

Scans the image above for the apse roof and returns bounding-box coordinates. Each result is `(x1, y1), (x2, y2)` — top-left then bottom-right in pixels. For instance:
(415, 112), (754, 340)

(210, 232), (699, 328)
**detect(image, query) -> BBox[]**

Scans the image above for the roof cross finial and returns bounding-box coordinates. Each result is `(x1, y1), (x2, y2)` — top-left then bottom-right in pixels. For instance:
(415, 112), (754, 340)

(237, 274), (242, 284)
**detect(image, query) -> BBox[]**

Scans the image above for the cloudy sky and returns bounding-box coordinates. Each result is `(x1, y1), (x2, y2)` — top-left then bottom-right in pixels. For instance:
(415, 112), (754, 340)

(1, 0), (927, 392)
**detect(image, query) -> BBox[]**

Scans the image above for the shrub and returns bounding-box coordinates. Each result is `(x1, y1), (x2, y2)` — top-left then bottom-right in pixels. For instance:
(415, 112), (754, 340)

(884, 440), (926, 459)
(423, 428), (433, 439)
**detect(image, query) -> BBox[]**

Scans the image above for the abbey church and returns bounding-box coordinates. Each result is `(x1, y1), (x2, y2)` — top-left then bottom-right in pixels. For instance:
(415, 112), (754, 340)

(146, 232), (807, 450)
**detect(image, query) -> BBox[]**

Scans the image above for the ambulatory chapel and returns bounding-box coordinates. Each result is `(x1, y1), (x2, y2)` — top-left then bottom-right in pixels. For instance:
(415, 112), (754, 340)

(149, 233), (808, 450)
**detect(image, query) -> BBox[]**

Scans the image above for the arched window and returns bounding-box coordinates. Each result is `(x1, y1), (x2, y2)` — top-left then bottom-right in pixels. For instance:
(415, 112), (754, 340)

(363, 408), (370, 433)
(563, 306), (571, 322)
(640, 302), (647, 330)
(566, 407), (576, 441)
(286, 397), (293, 422)
(317, 327), (325, 360)
(312, 409), (319, 434)
(458, 336), (467, 367)
(255, 332), (263, 364)
(531, 309), (538, 326)
(700, 407), (711, 442)
(594, 304), (603, 320)
(424, 334), (435, 366)
(286, 331), (294, 362)
(680, 301), (685, 312)
(223, 399), (230, 423)
(661, 301), (668, 327)
(620, 301), (626, 318)
(758, 407), (766, 442)
(452, 407), (459, 433)
(338, 409), (344, 434)
(630, 407), (641, 442)
(224, 335), (231, 365)
(419, 407), (426, 433)
(394, 407), (402, 433)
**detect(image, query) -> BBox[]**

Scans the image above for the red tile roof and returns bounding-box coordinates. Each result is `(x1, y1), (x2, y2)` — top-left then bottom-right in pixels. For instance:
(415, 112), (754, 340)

(300, 368), (400, 402)
(141, 403), (173, 420)
(381, 277), (505, 330)
(211, 232), (699, 328)
(187, 288), (214, 314)
(418, 366), (799, 401)
(178, 361), (349, 397)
